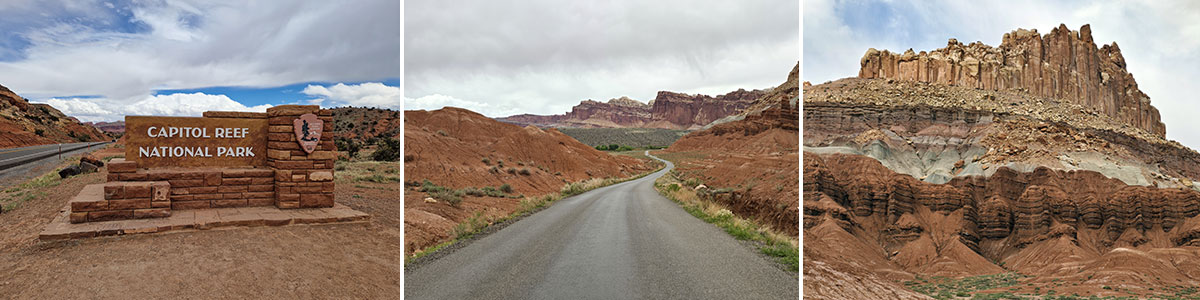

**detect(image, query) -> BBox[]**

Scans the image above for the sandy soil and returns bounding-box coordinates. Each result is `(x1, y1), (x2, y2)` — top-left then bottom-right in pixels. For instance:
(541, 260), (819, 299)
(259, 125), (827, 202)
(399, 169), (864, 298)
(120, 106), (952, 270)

(0, 161), (400, 298)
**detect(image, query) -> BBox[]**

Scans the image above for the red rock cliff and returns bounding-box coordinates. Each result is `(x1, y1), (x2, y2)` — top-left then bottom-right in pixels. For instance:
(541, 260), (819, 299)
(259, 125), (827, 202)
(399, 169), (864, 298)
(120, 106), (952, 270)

(498, 89), (764, 130)
(858, 24), (1165, 137)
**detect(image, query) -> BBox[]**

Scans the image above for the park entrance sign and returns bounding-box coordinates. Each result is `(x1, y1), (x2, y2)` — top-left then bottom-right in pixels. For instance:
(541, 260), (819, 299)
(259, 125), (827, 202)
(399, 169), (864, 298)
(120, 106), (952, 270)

(61, 105), (339, 225)
(125, 116), (269, 168)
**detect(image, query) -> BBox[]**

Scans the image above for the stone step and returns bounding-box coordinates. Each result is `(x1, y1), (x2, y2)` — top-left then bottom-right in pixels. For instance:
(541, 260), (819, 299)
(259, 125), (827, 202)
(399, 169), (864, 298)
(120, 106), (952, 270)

(69, 182), (171, 223)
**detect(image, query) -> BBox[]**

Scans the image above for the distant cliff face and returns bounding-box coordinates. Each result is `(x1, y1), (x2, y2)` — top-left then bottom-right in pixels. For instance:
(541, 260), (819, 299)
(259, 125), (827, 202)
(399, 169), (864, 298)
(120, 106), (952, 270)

(497, 89), (765, 130)
(0, 84), (108, 148)
(87, 121), (125, 134)
(858, 24), (1165, 137)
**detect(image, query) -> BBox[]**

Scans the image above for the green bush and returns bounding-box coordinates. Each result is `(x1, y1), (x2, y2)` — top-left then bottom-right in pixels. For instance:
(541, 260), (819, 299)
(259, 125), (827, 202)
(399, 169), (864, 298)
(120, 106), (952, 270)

(335, 138), (362, 159)
(518, 168), (531, 176)
(499, 184), (513, 193)
(371, 137), (402, 161)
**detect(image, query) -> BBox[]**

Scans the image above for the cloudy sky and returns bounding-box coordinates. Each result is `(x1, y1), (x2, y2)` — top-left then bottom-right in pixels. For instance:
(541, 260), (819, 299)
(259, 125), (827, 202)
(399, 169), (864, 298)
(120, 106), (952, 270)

(805, 0), (1200, 150)
(0, 0), (400, 122)
(404, 0), (800, 117)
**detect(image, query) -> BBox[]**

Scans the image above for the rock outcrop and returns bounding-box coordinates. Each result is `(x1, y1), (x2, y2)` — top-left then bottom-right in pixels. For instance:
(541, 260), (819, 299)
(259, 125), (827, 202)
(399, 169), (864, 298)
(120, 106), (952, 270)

(858, 24), (1165, 137)
(498, 89), (765, 130)
(0, 84), (108, 148)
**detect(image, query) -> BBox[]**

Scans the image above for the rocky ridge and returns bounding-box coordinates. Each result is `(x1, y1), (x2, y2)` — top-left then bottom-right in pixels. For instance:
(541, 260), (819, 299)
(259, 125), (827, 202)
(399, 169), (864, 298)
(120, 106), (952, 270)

(0, 84), (108, 148)
(498, 89), (765, 130)
(859, 24), (1165, 137)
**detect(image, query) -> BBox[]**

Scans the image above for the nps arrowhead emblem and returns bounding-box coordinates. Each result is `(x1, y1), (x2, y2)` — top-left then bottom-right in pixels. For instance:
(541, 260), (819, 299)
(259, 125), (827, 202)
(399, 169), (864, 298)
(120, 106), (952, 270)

(293, 113), (322, 154)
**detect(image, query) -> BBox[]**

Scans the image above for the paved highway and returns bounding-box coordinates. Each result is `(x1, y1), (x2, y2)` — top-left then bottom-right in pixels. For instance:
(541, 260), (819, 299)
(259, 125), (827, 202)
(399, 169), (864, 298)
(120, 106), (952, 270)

(405, 152), (798, 299)
(0, 142), (108, 170)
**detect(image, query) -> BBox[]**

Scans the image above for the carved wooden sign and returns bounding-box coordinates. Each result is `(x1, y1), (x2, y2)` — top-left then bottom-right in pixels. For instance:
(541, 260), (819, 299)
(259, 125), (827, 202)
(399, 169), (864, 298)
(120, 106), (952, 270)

(125, 116), (268, 168)
(293, 113), (322, 154)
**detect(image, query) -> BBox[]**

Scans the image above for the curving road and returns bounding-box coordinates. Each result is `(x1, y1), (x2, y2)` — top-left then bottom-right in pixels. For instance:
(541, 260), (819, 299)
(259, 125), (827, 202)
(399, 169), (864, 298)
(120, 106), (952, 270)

(404, 151), (798, 299)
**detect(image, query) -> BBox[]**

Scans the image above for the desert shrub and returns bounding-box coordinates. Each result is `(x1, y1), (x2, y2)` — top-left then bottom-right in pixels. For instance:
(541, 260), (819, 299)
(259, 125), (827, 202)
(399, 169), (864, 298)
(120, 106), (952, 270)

(419, 179), (446, 193)
(518, 168), (531, 176)
(462, 187), (485, 197)
(666, 183), (680, 193)
(430, 189), (464, 207)
(499, 184), (513, 193)
(481, 158), (490, 165)
(488, 166), (500, 173)
(506, 168), (516, 174)
(481, 186), (506, 197)
(34, 129), (44, 136)
(357, 174), (400, 183)
(371, 137), (402, 161)
(335, 164), (347, 171)
(437, 130), (448, 136)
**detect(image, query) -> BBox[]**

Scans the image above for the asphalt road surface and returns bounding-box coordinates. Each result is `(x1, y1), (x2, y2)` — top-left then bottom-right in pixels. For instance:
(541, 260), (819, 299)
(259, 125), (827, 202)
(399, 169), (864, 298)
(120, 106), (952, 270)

(0, 142), (107, 171)
(405, 151), (798, 299)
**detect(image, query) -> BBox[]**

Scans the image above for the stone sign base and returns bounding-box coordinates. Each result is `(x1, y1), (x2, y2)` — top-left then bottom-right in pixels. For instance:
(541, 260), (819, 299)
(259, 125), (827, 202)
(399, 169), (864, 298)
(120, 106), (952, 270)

(49, 105), (351, 239)
(40, 203), (368, 241)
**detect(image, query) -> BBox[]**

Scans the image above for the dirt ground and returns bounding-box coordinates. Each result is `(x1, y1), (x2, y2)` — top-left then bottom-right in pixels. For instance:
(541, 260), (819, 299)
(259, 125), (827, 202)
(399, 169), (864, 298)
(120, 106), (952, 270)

(0, 156), (401, 298)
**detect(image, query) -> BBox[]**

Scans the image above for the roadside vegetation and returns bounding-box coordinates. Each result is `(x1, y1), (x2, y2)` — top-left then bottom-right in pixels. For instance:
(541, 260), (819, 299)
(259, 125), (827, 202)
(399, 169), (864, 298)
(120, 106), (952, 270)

(558, 127), (689, 149)
(652, 169), (798, 272)
(0, 167), (62, 212)
(902, 272), (1199, 300)
(333, 159), (401, 184)
(413, 180), (518, 207)
(405, 161), (666, 265)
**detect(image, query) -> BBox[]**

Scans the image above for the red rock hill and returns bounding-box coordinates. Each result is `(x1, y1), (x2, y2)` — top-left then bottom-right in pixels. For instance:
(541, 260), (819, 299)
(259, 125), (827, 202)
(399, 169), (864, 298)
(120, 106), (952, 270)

(0, 84), (108, 148)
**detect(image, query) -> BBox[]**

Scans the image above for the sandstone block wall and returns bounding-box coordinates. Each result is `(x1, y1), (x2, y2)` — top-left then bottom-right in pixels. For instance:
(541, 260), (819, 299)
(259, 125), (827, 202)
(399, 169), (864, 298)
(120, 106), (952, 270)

(857, 24), (1165, 137)
(107, 159), (276, 210)
(69, 181), (170, 223)
(266, 105), (336, 209)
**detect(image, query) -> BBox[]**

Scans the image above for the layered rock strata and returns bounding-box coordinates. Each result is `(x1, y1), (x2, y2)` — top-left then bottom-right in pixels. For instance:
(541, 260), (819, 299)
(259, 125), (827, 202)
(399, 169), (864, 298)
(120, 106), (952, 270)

(804, 153), (1200, 248)
(858, 24), (1165, 137)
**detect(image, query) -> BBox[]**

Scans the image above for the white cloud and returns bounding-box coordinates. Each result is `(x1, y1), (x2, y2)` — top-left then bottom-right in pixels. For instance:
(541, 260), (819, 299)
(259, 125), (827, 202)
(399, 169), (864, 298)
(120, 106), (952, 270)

(406, 0), (799, 117)
(38, 93), (271, 122)
(804, 0), (1200, 150)
(302, 82), (401, 109)
(402, 94), (522, 117)
(0, 0), (399, 106)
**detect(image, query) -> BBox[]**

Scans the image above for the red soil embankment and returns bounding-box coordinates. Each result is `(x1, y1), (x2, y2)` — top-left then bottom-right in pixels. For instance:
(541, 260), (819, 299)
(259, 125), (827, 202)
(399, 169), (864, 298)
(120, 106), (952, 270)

(403, 107), (655, 255)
